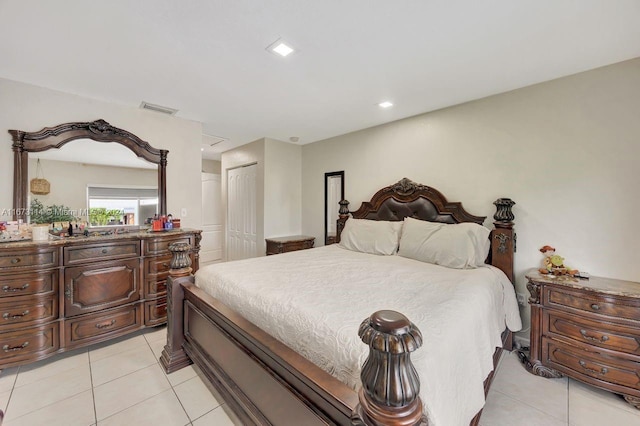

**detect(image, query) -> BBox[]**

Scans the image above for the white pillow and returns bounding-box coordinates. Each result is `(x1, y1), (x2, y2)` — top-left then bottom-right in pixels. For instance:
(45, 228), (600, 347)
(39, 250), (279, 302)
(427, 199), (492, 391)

(338, 219), (403, 255)
(398, 217), (490, 269)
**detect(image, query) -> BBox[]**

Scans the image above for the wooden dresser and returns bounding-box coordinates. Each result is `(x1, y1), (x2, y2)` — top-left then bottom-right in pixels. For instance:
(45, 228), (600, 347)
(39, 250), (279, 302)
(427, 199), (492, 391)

(265, 235), (315, 255)
(524, 270), (640, 409)
(0, 229), (200, 368)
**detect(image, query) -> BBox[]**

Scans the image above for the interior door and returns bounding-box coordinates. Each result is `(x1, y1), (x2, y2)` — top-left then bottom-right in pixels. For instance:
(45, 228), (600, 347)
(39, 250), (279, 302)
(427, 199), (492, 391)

(201, 173), (222, 265)
(227, 164), (257, 261)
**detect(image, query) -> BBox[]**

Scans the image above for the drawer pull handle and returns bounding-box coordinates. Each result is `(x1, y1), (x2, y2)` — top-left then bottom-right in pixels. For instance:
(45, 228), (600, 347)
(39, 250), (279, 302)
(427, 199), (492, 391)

(590, 303), (600, 311)
(579, 360), (608, 376)
(95, 319), (116, 329)
(101, 249), (108, 254)
(162, 263), (170, 268)
(580, 329), (609, 343)
(2, 283), (30, 292)
(3, 310), (30, 320)
(10, 258), (21, 264)
(3, 341), (29, 352)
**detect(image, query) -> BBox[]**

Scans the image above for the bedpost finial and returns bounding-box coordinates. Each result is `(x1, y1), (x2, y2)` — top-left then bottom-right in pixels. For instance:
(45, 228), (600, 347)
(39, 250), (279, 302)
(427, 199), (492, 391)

(493, 198), (515, 227)
(338, 199), (350, 216)
(168, 242), (192, 276)
(359, 310), (422, 354)
(353, 310), (426, 426)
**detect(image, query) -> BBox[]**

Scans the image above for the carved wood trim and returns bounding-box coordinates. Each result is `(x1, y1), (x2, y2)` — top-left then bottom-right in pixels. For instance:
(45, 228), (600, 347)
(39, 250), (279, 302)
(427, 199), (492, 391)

(8, 119), (169, 219)
(352, 310), (427, 426)
(160, 242), (194, 373)
(350, 178), (486, 224)
(526, 281), (541, 304)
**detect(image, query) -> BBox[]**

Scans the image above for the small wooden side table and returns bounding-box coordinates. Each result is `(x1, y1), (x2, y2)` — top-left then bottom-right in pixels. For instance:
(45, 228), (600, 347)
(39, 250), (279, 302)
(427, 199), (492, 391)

(265, 235), (315, 255)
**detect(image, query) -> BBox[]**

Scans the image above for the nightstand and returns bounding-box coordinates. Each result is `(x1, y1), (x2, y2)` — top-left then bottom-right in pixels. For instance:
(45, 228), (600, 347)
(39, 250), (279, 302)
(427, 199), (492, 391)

(522, 270), (640, 410)
(265, 235), (315, 255)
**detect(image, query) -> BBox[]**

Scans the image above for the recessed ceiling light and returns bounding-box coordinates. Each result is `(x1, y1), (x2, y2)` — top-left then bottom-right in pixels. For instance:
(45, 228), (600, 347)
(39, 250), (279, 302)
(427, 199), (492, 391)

(378, 101), (394, 108)
(267, 39), (295, 57)
(201, 148), (204, 151)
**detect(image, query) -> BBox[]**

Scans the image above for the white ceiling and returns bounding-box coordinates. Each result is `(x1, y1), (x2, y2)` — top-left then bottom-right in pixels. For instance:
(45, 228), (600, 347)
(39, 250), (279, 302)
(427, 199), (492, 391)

(1, 1), (639, 160)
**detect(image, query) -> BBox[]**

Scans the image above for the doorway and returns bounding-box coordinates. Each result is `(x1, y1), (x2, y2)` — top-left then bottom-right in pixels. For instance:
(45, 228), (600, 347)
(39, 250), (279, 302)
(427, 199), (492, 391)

(226, 164), (257, 261)
(200, 173), (222, 265)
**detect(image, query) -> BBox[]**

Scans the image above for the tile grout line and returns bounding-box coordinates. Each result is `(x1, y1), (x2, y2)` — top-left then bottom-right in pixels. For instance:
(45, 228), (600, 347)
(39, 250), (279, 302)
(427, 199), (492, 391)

(491, 388), (568, 424)
(88, 348), (98, 425)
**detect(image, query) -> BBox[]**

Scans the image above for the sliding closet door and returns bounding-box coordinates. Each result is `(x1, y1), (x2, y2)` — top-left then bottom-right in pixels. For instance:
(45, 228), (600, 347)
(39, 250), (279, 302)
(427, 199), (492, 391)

(227, 164), (257, 261)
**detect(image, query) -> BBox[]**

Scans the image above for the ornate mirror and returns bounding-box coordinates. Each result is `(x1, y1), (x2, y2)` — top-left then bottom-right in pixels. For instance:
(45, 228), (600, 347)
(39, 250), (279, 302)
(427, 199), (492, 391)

(9, 119), (168, 223)
(324, 171), (344, 245)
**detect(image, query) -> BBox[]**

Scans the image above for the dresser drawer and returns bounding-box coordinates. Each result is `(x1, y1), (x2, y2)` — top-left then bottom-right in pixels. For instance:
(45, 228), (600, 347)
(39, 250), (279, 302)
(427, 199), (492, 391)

(0, 322), (59, 367)
(545, 287), (640, 321)
(543, 338), (640, 393)
(64, 303), (142, 348)
(144, 278), (167, 298)
(545, 310), (640, 357)
(0, 248), (58, 271)
(0, 269), (57, 298)
(64, 258), (140, 317)
(64, 241), (140, 265)
(0, 295), (58, 329)
(144, 235), (193, 256)
(144, 298), (167, 326)
(145, 255), (172, 276)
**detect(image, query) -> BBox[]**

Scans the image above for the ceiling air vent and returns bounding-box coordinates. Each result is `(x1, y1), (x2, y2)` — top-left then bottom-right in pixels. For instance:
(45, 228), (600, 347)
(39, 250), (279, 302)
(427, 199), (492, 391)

(139, 101), (178, 115)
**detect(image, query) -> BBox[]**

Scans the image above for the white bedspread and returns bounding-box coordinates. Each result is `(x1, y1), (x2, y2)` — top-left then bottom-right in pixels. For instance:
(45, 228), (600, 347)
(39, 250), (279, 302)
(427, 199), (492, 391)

(195, 245), (522, 426)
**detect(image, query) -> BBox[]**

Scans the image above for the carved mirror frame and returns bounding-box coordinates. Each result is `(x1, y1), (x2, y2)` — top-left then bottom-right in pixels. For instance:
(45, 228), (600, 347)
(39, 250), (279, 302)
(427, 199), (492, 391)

(9, 119), (168, 221)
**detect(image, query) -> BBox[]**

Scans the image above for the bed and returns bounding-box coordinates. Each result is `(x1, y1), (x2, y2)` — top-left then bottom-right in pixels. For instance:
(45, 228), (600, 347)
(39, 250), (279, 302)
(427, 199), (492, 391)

(161, 178), (520, 426)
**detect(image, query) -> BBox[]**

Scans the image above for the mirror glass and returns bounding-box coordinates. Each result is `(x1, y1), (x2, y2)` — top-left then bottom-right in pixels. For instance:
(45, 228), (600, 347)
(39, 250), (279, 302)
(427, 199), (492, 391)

(324, 171), (344, 245)
(28, 139), (158, 227)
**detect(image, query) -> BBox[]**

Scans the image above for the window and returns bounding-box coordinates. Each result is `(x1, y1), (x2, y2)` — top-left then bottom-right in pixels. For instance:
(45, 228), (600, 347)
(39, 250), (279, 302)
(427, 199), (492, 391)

(87, 186), (157, 226)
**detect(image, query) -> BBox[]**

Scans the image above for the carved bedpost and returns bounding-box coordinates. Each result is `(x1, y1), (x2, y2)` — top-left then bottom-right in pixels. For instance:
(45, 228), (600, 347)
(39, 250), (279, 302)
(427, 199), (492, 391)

(335, 199), (350, 244)
(491, 198), (516, 284)
(352, 310), (427, 426)
(160, 242), (194, 373)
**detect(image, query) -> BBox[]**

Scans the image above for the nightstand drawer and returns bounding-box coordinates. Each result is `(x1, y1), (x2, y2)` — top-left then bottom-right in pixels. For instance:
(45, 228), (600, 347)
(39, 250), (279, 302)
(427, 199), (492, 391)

(545, 310), (640, 357)
(265, 235), (315, 255)
(543, 338), (640, 392)
(546, 287), (639, 321)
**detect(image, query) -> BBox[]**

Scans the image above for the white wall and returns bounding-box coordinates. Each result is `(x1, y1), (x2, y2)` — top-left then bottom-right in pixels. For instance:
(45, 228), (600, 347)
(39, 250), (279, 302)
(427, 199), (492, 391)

(221, 137), (302, 258)
(301, 58), (640, 336)
(28, 158), (157, 216)
(0, 78), (203, 228)
(264, 138), (302, 238)
(202, 159), (221, 174)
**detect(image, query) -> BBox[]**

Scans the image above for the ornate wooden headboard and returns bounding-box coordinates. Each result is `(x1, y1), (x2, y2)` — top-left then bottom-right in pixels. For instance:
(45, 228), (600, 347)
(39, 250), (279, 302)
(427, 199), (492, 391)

(336, 178), (516, 283)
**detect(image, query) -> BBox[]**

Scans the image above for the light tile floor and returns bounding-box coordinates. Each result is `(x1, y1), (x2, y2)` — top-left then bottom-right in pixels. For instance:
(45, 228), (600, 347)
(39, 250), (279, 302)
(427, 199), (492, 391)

(0, 326), (239, 426)
(0, 327), (638, 425)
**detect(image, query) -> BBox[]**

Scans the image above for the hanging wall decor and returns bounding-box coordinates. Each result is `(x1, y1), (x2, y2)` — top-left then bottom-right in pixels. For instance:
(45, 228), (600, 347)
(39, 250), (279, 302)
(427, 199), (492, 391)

(30, 159), (50, 195)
